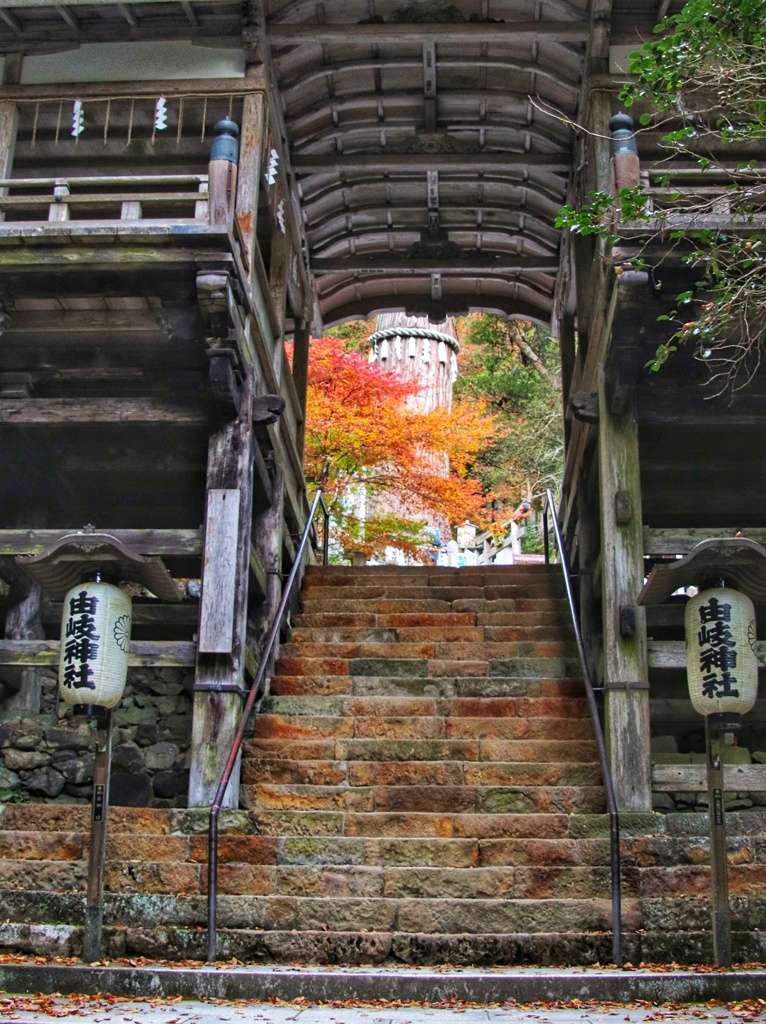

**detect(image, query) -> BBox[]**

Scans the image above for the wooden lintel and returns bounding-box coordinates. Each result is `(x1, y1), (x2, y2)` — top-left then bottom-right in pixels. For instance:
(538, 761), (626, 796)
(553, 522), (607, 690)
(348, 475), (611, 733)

(644, 527), (766, 556)
(0, 639), (196, 667)
(312, 255), (559, 273)
(652, 763), (766, 792)
(648, 639), (766, 670)
(42, 602), (199, 627)
(0, 528), (202, 557)
(0, 397), (209, 425)
(0, 78), (264, 103)
(267, 22), (589, 44)
(0, 239), (231, 272)
(292, 152), (571, 173)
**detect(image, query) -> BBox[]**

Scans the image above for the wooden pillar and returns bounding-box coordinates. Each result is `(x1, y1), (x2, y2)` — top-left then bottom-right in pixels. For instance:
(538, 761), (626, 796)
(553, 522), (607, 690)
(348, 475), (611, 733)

(292, 320), (310, 463)
(249, 464), (285, 678)
(269, 219), (290, 382)
(597, 364), (651, 811)
(2, 583), (44, 713)
(188, 373), (255, 809)
(234, 90), (265, 292)
(0, 100), (18, 224)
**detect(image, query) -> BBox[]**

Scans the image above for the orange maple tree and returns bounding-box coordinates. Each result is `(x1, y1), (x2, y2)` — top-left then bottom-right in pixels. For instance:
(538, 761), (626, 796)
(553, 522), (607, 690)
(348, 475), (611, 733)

(300, 335), (506, 561)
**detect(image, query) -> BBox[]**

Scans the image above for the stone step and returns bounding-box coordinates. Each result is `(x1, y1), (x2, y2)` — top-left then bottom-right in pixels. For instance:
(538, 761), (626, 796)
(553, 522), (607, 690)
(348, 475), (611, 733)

(300, 585), (567, 603)
(251, 715), (588, 742)
(242, 737), (600, 763)
(303, 565), (558, 579)
(289, 625), (574, 644)
(269, 674), (585, 697)
(259, 695), (588, 718)
(292, 611), (571, 628)
(278, 641), (578, 660)
(241, 759), (603, 787)
(240, 783), (606, 815)
(274, 655), (581, 678)
(0, 886), (614, 933)
(300, 598), (572, 615)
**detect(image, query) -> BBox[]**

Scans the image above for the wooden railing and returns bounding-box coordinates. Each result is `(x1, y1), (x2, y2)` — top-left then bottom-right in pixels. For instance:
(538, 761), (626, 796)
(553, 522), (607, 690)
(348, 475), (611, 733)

(0, 174), (209, 223)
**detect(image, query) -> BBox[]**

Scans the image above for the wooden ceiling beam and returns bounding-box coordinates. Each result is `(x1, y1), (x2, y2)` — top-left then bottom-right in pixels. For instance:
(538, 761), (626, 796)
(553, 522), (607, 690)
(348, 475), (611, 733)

(279, 57), (580, 100)
(292, 152), (571, 173)
(311, 254), (558, 272)
(267, 22), (590, 45)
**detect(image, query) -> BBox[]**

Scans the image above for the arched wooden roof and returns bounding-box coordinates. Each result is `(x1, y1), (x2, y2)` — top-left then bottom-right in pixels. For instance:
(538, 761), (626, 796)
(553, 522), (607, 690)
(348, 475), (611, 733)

(266, 0), (586, 325)
(0, 0), (685, 329)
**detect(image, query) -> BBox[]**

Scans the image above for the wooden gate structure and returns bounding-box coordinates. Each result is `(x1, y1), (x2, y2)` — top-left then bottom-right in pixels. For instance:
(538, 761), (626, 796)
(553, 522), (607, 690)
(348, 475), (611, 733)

(0, 0), (762, 817)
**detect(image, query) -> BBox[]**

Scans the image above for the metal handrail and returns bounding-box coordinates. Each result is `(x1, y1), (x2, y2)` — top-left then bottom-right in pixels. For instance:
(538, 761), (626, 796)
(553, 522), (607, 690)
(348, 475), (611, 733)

(206, 490), (330, 962)
(542, 489), (622, 967)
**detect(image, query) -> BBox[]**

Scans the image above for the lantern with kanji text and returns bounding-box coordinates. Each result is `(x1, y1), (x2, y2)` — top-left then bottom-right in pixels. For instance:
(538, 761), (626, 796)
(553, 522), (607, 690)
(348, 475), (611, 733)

(58, 578), (132, 712)
(684, 586), (758, 723)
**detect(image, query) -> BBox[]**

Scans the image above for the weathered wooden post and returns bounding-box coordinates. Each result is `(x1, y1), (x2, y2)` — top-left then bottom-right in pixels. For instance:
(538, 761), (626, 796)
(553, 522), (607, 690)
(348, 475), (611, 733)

(189, 372), (256, 808)
(610, 112), (640, 192)
(208, 119), (240, 228)
(597, 364), (651, 811)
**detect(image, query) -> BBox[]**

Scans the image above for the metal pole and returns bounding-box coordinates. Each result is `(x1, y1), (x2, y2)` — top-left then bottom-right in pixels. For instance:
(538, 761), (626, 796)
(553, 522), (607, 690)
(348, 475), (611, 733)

(83, 708), (113, 963)
(706, 716), (732, 967)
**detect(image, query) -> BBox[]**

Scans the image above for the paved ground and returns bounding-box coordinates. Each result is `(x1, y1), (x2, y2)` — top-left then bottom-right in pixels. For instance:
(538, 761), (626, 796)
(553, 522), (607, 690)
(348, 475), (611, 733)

(1, 987), (766, 1024)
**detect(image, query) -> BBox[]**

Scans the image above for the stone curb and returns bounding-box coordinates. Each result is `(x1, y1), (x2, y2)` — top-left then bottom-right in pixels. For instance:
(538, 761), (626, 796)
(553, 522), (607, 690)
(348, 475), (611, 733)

(1, 963), (766, 1003)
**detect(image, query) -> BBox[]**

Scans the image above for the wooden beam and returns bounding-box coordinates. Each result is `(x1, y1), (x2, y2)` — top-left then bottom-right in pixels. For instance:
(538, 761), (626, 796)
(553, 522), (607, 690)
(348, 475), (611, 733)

(234, 90), (265, 291)
(648, 639), (766, 670)
(311, 254), (559, 273)
(652, 763), (766, 792)
(0, 528), (202, 557)
(292, 152), (571, 173)
(249, 463), (285, 669)
(42, 602), (199, 627)
(0, 79), (262, 102)
(0, 397), (209, 425)
(189, 371), (256, 808)
(198, 488), (240, 655)
(267, 22), (590, 44)
(598, 366), (651, 812)
(248, 542), (267, 602)
(291, 321), (310, 462)
(0, 639), (196, 667)
(644, 527), (766, 556)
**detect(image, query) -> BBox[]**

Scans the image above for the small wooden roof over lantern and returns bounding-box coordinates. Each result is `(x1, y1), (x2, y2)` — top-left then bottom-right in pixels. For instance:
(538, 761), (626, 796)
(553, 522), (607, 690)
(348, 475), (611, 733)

(16, 532), (182, 603)
(638, 537), (766, 607)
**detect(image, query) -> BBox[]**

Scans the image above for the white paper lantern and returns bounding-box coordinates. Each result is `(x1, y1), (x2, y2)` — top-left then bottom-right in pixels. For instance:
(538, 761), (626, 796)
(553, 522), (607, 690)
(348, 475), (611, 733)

(59, 582), (132, 709)
(685, 587), (758, 718)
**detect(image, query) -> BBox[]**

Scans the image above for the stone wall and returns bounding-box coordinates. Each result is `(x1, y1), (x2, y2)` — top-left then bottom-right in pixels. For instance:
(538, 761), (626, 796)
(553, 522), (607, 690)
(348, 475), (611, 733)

(0, 667), (193, 806)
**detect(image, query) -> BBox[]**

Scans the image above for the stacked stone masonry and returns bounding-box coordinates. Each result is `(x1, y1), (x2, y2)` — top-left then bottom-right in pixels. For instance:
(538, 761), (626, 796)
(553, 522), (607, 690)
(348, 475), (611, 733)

(0, 566), (765, 965)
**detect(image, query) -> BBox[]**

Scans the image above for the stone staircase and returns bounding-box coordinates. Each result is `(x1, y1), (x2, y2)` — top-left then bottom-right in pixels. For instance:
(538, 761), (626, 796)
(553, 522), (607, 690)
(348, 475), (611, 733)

(1, 565), (766, 964)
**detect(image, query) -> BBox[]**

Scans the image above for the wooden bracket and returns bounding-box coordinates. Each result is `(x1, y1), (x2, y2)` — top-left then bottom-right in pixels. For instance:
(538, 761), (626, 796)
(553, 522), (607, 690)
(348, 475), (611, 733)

(569, 391), (599, 424)
(252, 394), (286, 424)
(619, 604), (637, 637)
(615, 490), (633, 524)
(196, 270), (231, 336)
(207, 349), (242, 418)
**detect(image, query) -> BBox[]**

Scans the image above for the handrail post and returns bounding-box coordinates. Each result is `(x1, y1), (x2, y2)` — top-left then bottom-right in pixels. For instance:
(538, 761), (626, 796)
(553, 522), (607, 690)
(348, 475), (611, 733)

(543, 489), (622, 967)
(207, 491), (328, 963)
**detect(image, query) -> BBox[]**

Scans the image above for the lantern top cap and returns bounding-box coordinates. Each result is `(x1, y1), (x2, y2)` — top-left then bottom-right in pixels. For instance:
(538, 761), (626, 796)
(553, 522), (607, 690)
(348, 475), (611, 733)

(638, 536), (766, 606)
(17, 532), (181, 602)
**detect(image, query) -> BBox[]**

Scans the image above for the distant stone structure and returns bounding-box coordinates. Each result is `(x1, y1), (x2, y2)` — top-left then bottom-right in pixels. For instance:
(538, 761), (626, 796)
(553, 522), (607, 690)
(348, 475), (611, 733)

(365, 314), (460, 560)
(367, 313), (459, 415)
